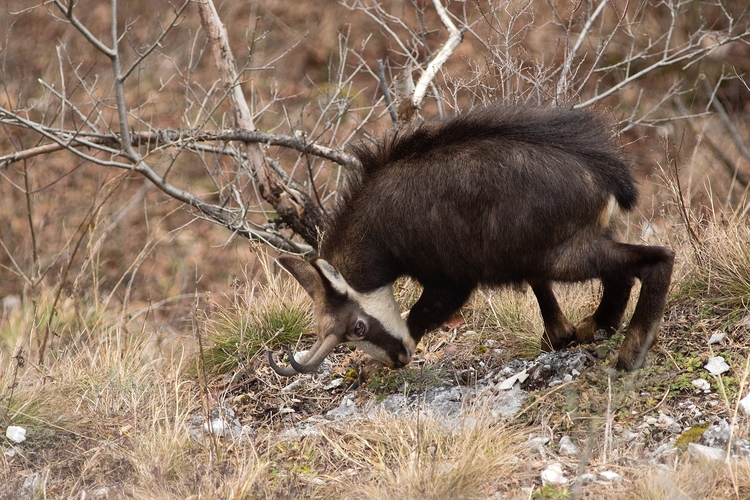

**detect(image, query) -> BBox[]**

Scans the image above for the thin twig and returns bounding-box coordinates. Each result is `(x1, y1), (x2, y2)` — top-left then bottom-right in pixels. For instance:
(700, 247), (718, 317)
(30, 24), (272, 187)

(703, 77), (750, 167)
(377, 59), (397, 125)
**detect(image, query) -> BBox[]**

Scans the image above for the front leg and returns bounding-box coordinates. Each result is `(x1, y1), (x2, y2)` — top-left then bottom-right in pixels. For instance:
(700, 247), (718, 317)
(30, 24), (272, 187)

(406, 286), (472, 343)
(530, 281), (576, 351)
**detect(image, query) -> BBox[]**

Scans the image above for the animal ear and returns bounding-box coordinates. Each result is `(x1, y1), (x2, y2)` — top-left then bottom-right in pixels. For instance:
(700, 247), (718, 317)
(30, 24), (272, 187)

(277, 256), (327, 301)
(313, 259), (351, 296)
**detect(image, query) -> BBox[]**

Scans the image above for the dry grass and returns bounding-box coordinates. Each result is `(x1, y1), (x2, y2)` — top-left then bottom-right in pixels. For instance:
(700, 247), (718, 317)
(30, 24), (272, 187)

(3, 218), (750, 498)
(336, 413), (525, 500)
(628, 458), (750, 499)
(201, 258), (314, 377)
(2, 0), (750, 497)
(688, 218), (750, 310)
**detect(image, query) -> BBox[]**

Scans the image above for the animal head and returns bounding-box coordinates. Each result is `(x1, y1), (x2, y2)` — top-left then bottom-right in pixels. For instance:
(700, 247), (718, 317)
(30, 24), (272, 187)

(268, 256), (416, 376)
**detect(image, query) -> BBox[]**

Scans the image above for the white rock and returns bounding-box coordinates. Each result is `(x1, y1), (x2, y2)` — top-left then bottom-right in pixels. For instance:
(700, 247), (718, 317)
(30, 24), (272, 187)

(558, 436), (580, 456)
(645, 416), (658, 425)
(5, 425), (26, 443)
(687, 443), (725, 462)
(658, 412), (676, 427)
(705, 356), (730, 375)
(4, 446), (18, 458)
(281, 377), (307, 392)
(497, 369), (528, 390)
(541, 463), (568, 486)
(528, 436), (551, 447)
(203, 418), (241, 438)
(708, 332), (726, 345)
(692, 378), (711, 391)
(576, 473), (597, 485)
(323, 378), (344, 390)
(598, 470), (622, 483)
(740, 392), (750, 415)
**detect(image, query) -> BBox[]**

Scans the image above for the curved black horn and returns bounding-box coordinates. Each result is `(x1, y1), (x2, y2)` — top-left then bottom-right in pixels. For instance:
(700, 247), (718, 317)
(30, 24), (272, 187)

(267, 334), (340, 376)
(267, 350), (300, 376)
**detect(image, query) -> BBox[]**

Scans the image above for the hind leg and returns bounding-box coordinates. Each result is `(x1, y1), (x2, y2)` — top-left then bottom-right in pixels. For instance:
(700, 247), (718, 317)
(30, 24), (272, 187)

(531, 281), (576, 351)
(575, 276), (635, 344)
(615, 245), (675, 371)
(551, 238), (675, 370)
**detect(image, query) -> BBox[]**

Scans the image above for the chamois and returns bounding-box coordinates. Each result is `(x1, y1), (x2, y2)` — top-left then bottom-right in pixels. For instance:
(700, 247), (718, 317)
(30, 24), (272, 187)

(269, 106), (675, 376)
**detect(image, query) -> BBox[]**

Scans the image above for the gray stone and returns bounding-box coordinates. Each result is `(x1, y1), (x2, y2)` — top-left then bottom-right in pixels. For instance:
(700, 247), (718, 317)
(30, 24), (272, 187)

(702, 419), (731, 448)
(733, 439), (750, 457)
(327, 393), (360, 419)
(687, 443), (725, 462)
(598, 470), (622, 483)
(708, 332), (726, 345)
(558, 436), (580, 456)
(576, 473), (597, 486)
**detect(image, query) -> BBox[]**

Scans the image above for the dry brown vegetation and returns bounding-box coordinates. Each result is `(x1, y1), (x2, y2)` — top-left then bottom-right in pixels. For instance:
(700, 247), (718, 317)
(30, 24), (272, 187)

(2, 0), (750, 498)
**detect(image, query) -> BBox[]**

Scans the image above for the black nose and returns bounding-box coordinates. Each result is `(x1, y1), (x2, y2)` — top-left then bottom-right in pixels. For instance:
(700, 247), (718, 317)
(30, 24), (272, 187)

(392, 360), (405, 369)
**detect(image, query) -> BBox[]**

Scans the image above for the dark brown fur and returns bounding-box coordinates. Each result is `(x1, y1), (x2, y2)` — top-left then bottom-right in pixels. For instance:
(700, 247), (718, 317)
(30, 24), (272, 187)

(269, 106), (674, 375)
(276, 106), (674, 373)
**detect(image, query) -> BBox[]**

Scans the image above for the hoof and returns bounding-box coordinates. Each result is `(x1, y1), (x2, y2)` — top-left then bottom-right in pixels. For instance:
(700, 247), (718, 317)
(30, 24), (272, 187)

(574, 315), (599, 344)
(540, 319), (576, 352)
(614, 355), (641, 372)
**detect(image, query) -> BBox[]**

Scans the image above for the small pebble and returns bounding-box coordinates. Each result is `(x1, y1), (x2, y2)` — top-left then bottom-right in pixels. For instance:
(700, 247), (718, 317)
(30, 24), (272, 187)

(5, 426), (26, 444)
(598, 470), (622, 483)
(541, 463), (568, 485)
(705, 356), (730, 376)
(708, 332), (726, 345)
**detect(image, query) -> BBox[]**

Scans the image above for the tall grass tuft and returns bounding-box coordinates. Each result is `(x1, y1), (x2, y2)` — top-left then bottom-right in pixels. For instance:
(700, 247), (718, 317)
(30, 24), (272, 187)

(688, 219), (750, 311)
(201, 271), (314, 377)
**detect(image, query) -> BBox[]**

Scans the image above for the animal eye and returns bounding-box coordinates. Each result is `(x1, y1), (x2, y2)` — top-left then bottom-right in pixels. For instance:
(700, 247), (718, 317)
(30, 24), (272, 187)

(353, 320), (367, 338)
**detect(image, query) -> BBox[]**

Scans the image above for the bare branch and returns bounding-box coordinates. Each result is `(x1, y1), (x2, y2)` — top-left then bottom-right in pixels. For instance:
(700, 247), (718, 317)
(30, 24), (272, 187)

(195, 0), (324, 247)
(122, 1), (190, 80)
(556, 0), (610, 101)
(0, 125), (360, 170)
(377, 59), (397, 124)
(411, 0), (464, 110)
(52, 0), (116, 58)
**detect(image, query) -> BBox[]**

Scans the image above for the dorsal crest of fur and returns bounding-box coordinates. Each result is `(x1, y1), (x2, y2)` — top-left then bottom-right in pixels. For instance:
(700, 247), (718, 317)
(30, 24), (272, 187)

(348, 105), (637, 210)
